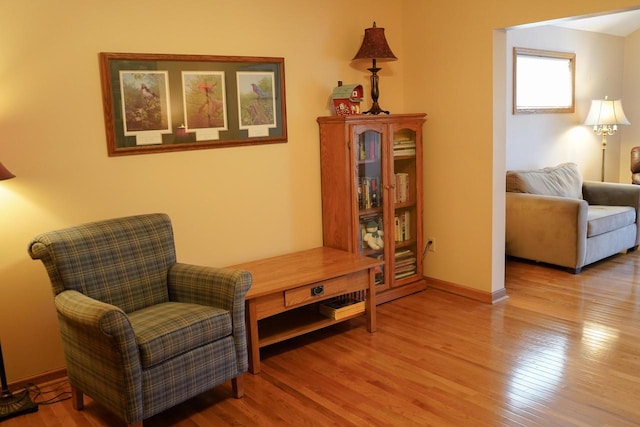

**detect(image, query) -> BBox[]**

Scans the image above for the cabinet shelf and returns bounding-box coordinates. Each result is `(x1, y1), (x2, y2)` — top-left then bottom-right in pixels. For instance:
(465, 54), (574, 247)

(394, 201), (416, 210)
(318, 113), (427, 304)
(359, 207), (383, 216)
(359, 158), (380, 164)
(395, 239), (417, 250)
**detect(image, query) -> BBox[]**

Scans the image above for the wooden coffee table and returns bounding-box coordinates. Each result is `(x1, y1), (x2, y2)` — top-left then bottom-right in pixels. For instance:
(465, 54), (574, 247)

(230, 246), (383, 374)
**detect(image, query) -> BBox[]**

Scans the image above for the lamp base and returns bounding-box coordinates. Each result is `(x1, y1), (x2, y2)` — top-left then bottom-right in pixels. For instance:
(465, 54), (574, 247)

(0, 389), (38, 421)
(362, 61), (390, 115)
(362, 102), (390, 115)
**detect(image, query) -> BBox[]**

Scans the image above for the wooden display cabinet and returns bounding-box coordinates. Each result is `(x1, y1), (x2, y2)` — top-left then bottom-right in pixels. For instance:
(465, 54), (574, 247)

(317, 113), (427, 304)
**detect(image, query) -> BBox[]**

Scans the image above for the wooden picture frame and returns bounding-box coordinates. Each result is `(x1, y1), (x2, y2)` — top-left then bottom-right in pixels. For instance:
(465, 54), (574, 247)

(99, 52), (287, 156)
(513, 47), (575, 114)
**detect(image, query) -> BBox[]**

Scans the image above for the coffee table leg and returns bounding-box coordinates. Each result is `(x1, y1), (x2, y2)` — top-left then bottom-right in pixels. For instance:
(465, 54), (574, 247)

(366, 267), (377, 332)
(246, 299), (261, 374)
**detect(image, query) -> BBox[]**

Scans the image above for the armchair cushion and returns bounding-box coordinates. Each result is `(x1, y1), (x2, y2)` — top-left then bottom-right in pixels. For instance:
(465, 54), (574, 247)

(128, 302), (231, 369)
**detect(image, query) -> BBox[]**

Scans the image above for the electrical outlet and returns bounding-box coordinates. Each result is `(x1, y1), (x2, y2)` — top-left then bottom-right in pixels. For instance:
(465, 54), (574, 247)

(427, 238), (436, 252)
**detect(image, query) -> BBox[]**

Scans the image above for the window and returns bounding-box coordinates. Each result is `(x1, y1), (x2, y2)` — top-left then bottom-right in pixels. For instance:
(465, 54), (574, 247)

(513, 47), (575, 114)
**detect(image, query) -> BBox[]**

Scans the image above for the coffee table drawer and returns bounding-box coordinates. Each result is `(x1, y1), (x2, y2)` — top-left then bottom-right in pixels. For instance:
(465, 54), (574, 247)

(284, 271), (368, 307)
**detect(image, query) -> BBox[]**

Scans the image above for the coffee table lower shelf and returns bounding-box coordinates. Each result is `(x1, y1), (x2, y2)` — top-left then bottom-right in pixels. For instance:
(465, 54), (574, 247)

(258, 304), (364, 348)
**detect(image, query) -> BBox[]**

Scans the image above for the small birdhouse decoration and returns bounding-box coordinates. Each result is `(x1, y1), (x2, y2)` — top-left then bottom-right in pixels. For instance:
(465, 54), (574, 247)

(332, 81), (363, 116)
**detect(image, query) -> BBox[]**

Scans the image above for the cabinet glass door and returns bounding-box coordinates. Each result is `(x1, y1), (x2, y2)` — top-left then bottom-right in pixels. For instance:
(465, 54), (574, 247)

(391, 127), (419, 285)
(356, 129), (386, 289)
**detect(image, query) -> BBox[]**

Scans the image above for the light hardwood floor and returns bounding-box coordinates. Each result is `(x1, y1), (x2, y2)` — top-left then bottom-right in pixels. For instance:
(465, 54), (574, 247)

(5, 252), (640, 426)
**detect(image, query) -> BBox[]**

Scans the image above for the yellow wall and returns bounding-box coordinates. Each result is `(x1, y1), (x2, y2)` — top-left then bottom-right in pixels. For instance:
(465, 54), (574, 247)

(402, 1), (640, 294)
(1, 0), (639, 382)
(0, 0), (405, 381)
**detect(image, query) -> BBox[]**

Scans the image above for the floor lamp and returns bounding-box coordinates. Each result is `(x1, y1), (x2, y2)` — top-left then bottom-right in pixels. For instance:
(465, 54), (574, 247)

(0, 161), (38, 421)
(584, 97), (631, 182)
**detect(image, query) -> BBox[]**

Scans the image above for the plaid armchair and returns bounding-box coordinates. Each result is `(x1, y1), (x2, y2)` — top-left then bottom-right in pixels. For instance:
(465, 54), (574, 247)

(28, 213), (252, 426)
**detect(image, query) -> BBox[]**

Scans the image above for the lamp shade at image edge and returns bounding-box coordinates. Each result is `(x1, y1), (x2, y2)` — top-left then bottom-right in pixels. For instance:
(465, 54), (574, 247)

(0, 162), (15, 181)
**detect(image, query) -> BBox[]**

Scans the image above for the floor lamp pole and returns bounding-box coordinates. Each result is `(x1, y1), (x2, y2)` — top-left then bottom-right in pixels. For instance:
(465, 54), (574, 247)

(601, 135), (606, 182)
(0, 341), (38, 421)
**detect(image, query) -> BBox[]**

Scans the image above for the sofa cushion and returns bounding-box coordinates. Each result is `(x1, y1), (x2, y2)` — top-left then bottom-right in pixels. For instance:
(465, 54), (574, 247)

(128, 301), (232, 368)
(587, 205), (636, 237)
(506, 163), (583, 199)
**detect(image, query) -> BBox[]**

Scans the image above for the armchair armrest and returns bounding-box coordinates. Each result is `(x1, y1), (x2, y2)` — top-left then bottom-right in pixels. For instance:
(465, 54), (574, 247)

(167, 263), (252, 309)
(54, 290), (142, 421)
(506, 192), (588, 269)
(168, 263), (252, 372)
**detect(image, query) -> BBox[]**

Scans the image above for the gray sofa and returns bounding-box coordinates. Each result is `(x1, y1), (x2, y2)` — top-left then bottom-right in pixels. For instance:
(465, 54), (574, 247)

(506, 163), (640, 273)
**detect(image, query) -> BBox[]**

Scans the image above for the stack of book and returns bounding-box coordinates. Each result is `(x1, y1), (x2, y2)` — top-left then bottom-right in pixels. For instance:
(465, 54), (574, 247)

(394, 173), (410, 203)
(318, 298), (365, 320)
(393, 138), (416, 157)
(358, 176), (381, 209)
(394, 211), (411, 242)
(395, 249), (417, 279)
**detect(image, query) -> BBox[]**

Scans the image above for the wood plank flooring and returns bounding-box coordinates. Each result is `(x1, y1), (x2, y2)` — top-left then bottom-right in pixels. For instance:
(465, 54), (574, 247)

(4, 252), (640, 426)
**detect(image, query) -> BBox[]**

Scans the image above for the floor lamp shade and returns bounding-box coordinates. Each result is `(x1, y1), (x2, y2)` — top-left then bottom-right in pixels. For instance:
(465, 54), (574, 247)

(584, 98), (630, 129)
(583, 97), (631, 182)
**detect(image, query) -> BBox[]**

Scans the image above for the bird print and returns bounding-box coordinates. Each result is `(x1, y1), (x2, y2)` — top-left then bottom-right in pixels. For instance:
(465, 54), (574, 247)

(251, 83), (269, 100)
(140, 83), (157, 99)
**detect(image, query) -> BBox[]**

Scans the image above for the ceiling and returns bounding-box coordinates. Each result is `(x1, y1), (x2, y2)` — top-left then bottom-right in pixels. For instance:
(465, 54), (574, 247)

(552, 9), (640, 37)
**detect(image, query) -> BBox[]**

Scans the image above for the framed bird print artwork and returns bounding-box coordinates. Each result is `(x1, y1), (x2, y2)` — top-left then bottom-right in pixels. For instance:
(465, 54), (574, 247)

(119, 71), (172, 143)
(99, 52), (287, 156)
(181, 71), (228, 141)
(237, 71), (277, 137)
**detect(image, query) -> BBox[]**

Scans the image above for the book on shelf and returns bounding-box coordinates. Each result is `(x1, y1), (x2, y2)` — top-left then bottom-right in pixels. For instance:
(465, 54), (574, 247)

(394, 211), (411, 242)
(395, 269), (416, 279)
(393, 148), (416, 157)
(359, 133), (381, 161)
(318, 298), (365, 320)
(358, 176), (382, 210)
(395, 257), (417, 268)
(395, 263), (416, 275)
(393, 139), (416, 157)
(395, 249), (413, 258)
(394, 249), (417, 279)
(393, 139), (415, 148)
(394, 173), (410, 203)
(395, 249), (416, 261)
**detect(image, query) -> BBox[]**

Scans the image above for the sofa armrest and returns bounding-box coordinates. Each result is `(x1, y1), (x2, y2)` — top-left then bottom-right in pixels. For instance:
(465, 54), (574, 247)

(506, 192), (588, 269)
(582, 180), (640, 208)
(168, 263), (252, 372)
(583, 180), (640, 247)
(54, 290), (142, 421)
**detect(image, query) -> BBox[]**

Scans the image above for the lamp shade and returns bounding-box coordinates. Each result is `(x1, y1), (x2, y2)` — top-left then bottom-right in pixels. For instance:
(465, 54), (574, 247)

(0, 161), (15, 181)
(353, 22), (397, 61)
(584, 98), (630, 126)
